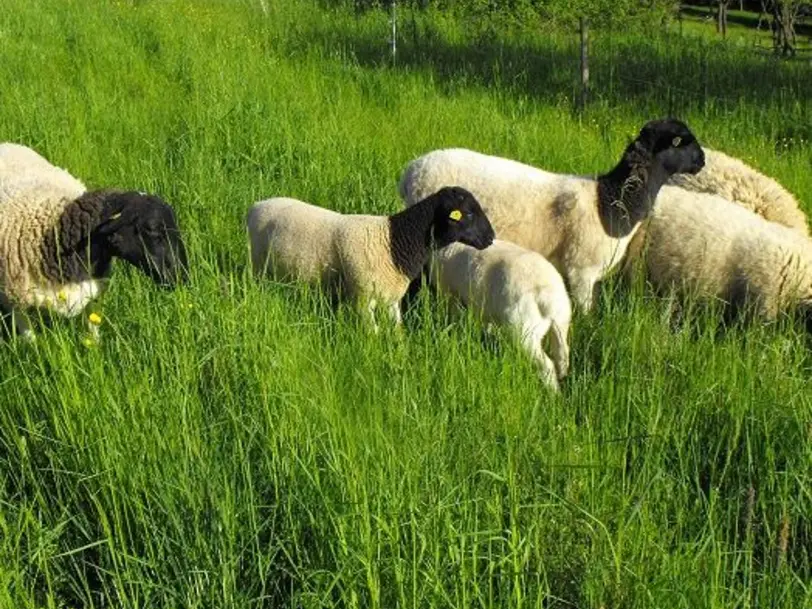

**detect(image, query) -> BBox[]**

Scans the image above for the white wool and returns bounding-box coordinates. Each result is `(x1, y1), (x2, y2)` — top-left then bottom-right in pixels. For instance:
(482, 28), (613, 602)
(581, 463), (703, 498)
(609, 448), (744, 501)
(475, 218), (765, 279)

(399, 148), (640, 311)
(247, 197), (411, 327)
(0, 143), (90, 311)
(432, 239), (572, 390)
(633, 185), (812, 321)
(668, 148), (808, 236)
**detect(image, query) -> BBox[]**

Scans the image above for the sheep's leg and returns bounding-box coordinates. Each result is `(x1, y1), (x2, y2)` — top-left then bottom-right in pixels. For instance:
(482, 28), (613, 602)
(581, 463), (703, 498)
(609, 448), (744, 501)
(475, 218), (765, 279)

(568, 270), (600, 313)
(548, 316), (571, 380)
(360, 296), (381, 334)
(0, 293), (34, 342)
(385, 300), (403, 326)
(516, 319), (559, 392)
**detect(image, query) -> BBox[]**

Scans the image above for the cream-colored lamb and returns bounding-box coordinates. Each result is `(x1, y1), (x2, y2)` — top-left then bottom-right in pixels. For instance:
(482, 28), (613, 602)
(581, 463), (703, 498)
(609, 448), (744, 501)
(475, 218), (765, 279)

(632, 185), (812, 325)
(432, 239), (571, 390)
(247, 186), (494, 329)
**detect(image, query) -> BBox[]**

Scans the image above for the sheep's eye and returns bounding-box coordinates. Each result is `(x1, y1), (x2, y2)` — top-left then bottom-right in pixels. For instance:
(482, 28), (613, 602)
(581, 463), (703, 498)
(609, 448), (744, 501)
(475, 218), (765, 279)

(672, 136), (682, 147)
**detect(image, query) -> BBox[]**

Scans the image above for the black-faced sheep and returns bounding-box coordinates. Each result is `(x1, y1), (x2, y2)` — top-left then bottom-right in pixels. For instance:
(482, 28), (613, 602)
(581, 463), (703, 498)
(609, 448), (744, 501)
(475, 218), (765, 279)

(0, 143), (189, 341)
(667, 148), (809, 236)
(247, 186), (495, 329)
(629, 184), (812, 328)
(399, 118), (706, 312)
(431, 239), (571, 390)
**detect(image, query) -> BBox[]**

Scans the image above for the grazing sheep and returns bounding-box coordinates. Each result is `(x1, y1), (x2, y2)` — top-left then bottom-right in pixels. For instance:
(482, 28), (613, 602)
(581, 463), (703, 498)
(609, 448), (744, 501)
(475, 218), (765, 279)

(431, 239), (571, 391)
(629, 184), (812, 328)
(247, 186), (495, 328)
(667, 148), (809, 236)
(0, 143), (189, 340)
(399, 118), (706, 312)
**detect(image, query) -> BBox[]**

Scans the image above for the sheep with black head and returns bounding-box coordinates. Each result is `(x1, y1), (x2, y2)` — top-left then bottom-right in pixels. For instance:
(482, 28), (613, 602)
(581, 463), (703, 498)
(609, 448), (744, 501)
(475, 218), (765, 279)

(247, 186), (495, 330)
(0, 143), (189, 341)
(399, 118), (706, 311)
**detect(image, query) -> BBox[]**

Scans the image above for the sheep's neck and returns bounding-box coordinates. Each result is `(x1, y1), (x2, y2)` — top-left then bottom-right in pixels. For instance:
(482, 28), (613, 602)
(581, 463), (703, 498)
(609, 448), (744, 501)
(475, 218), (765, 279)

(597, 157), (668, 238)
(40, 197), (114, 284)
(388, 200), (437, 281)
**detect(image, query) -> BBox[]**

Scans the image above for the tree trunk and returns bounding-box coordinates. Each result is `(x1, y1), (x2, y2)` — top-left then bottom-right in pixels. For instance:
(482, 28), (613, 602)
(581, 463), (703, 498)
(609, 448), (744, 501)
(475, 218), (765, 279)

(771, 1), (798, 57)
(717, 0), (730, 37)
(579, 17), (589, 110)
(390, 0), (397, 64)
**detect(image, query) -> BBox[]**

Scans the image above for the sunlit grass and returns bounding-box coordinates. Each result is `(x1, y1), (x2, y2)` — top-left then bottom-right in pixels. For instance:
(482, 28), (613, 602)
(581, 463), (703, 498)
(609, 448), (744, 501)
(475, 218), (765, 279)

(0, 1), (810, 607)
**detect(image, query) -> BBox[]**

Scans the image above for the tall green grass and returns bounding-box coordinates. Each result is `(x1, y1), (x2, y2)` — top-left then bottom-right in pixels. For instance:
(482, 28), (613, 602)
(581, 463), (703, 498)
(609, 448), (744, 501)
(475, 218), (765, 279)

(0, 1), (810, 607)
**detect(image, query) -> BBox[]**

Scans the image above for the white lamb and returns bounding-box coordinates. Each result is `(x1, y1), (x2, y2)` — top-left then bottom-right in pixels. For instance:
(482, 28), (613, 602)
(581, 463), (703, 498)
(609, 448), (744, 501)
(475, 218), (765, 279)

(247, 186), (495, 329)
(631, 184), (812, 328)
(432, 239), (572, 390)
(399, 118), (706, 312)
(668, 147), (808, 236)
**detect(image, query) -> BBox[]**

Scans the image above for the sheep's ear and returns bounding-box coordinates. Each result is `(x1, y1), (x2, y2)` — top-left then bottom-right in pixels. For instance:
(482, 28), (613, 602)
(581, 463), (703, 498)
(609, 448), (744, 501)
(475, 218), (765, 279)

(95, 206), (130, 236)
(449, 209), (462, 222)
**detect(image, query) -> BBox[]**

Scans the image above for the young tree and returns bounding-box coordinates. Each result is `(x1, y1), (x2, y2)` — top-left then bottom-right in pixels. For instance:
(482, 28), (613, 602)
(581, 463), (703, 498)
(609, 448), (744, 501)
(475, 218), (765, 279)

(769, 0), (801, 56)
(716, 0), (731, 37)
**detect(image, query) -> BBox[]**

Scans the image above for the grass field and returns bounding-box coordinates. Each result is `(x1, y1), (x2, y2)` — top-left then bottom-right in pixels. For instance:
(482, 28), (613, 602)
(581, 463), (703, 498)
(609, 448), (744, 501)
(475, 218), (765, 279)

(0, 1), (811, 607)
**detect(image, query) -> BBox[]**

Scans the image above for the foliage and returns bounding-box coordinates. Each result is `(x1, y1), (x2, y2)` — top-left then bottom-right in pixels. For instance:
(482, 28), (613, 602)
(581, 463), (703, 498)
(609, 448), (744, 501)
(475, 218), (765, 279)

(328, 0), (678, 29)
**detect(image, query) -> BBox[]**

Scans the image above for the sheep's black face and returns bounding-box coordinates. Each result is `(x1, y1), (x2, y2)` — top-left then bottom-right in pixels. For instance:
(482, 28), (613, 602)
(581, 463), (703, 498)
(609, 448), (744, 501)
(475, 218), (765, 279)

(431, 186), (495, 250)
(638, 118), (706, 176)
(97, 192), (190, 287)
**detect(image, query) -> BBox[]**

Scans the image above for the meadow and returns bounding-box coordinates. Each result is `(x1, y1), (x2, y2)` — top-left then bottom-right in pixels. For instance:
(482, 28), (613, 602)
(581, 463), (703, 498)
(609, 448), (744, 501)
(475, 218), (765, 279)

(0, 0), (810, 607)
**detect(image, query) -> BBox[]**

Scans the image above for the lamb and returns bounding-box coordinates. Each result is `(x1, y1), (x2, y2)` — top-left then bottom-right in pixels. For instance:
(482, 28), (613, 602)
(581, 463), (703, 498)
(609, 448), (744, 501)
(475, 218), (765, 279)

(431, 239), (571, 391)
(0, 143), (189, 341)
(398, 118), (706, 312)
(667, 147), (809, 236)
(247, 186), (495, 328)
(629, 184), (812, 328)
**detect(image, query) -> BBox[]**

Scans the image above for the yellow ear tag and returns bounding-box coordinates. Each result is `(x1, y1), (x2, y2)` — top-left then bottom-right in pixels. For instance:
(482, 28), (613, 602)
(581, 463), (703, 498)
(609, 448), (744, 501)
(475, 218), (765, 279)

(449, 209), (463, 221)
(109, 212), (122, 220)
(672, 136), (682, 147)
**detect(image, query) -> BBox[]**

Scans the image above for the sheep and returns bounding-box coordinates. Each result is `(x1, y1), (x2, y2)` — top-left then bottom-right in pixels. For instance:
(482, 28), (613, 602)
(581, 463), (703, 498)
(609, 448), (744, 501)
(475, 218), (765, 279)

(431, 239), (571, 391)
(399, 118), (706, 312)
(247, 186), (495, 329)
(628, 184), (812, 328)
(0, 142), (190, 341)
(667, 147), (809, 236)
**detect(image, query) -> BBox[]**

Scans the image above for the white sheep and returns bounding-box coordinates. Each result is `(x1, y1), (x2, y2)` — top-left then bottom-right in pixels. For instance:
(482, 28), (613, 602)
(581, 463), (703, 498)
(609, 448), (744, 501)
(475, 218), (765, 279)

(667, 147), (809, 236)
(630, 184), (812, 327)
(431, 239), (572, 390)
(399, 118), (706, 312)
(0, 143), (189, 341)
(247, 186), (495, 329)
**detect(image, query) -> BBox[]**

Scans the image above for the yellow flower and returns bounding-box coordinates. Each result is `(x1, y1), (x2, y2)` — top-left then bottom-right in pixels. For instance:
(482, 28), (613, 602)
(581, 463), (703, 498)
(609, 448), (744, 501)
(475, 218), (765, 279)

(57, 289), (67, 302)
(88, 313), (102, 325)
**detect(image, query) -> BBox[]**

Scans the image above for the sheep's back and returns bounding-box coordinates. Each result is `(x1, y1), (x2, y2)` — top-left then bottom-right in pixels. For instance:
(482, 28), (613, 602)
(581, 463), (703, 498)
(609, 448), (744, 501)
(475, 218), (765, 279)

(247, 197), (344, 284)
(400, 148), (594, 259)
(644, 186), (811, 308)
(0, 143), (86, 196)
(668, 148), (809, 236)
(435, 239), (567, 317)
